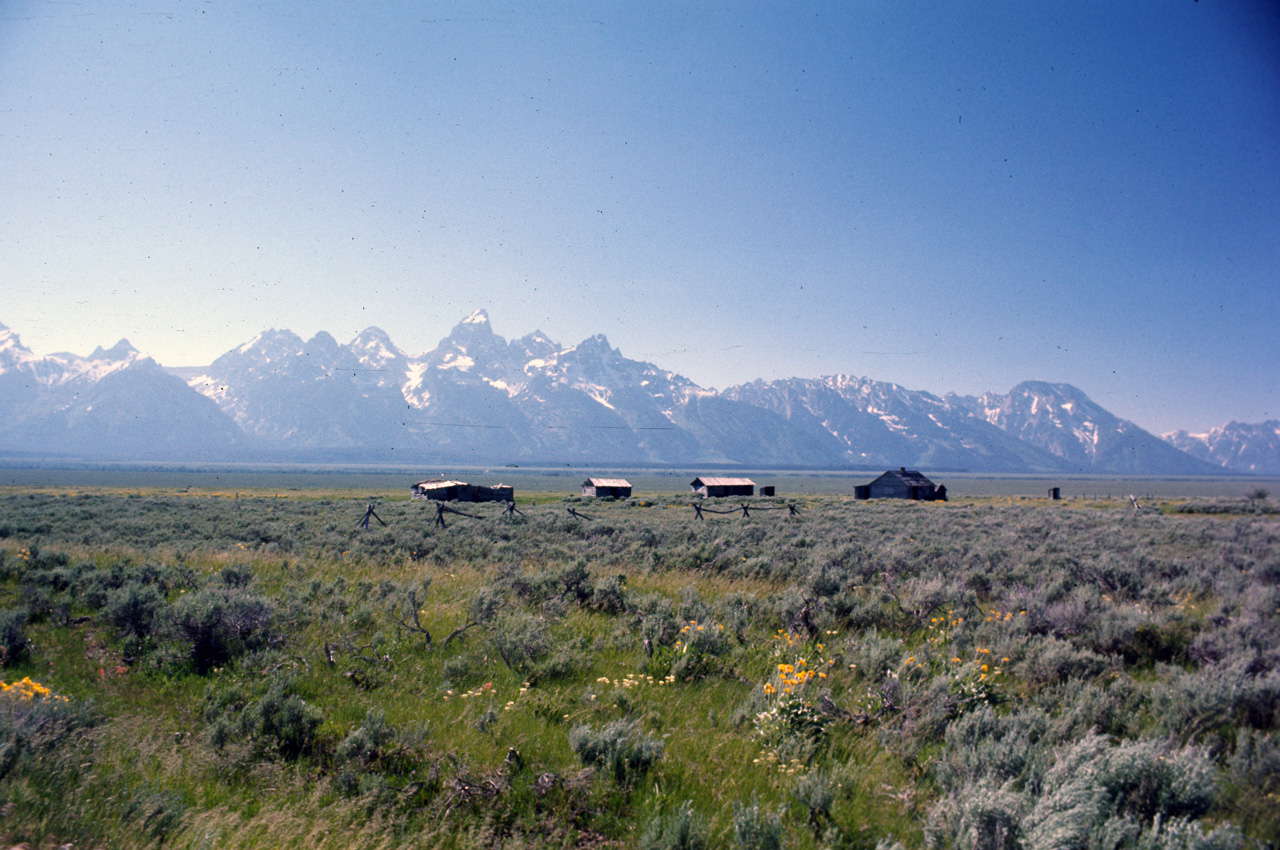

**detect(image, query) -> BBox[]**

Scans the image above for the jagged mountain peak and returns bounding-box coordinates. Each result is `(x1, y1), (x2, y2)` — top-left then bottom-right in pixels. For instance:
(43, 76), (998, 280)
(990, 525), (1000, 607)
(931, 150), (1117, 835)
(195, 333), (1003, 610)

(0, 323), (35, 365)
(969, 381), (1219, 474)
(0, 321), (241, 460)
(973, 381), (1123, 435)
(0, 315), (1255, 473)
(572, 334), (619, 357)
(233, 328), (306, 357)
(437, 310), (501, 347)
(351, 325), (396, 345)
(425, 311), (518, 381)
(1163, 419), (1280, 475)
(304, 330), (341, 354)
(89, 339), (140, 361)
(444, 311), (500, 340)
(723, 374), (1063, 472)
(349, 327), (404, 363)
(209, 328), (358, 381)
(510, 331), (560, 369)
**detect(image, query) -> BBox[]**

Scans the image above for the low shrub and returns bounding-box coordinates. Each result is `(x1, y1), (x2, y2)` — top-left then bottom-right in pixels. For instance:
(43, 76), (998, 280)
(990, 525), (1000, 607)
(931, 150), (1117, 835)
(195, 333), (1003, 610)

(0, 678), (100, 782)
(167, 587), (275, 673)
(0, 607), (30, 666)
(206, 679), (323, 759)
(924, 779), (1024, 850)
(489, 612), (552, 676)
(569, 719), (663, 785)
(641, 800), (708, 850)
(335, 708), (395, 767)
(103, 580), (164, 639)
(732, 793), (786, 850)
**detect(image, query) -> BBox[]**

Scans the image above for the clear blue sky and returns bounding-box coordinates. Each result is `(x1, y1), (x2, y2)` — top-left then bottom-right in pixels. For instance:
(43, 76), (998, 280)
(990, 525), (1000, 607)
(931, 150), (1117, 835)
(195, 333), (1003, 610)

(2, 0), (1277, 434)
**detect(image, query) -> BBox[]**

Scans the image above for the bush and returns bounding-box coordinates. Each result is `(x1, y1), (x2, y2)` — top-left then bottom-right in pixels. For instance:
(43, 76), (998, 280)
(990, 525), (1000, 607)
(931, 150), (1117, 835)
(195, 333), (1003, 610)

(167, 587), (275, 673)
(569, 719), (663, 785)
(0, 607), (30, 666)
(205, 679), (322, 759)
(590, 574), (628, 614)
(670, 618), (731, 682)
(490, 612), (552, 676)
(122, 786), (187, 840)
(0, 682), (100, 782)
(732, 794), (785, 850)
(1021, 732), (1221, 849)
(256, 681), (323, 758)
(641, 800), (708, 850)
(925, 779), (1024, 850)
(936, 706), (1047, 789)
(335, 708), (395, 767)
(791, 770), (836, 830)
(103, 581), (164, 639)
(1131, 817), (1242, 850)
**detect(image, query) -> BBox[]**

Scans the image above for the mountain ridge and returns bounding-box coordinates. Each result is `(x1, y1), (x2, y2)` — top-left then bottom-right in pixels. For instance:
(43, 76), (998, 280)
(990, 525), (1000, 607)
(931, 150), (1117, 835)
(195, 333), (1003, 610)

(0, 315), (1262, 474)
(1163, 421), (1280, 475)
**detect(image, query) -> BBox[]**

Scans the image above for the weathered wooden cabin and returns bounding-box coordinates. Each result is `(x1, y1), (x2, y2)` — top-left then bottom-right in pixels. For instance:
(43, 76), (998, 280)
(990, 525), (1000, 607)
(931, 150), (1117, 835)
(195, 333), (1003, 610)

(411, 479), (514, 503)
(691, 476), (755, 498)
(581, 478), (632, 498)
(854, 468), (946, 501)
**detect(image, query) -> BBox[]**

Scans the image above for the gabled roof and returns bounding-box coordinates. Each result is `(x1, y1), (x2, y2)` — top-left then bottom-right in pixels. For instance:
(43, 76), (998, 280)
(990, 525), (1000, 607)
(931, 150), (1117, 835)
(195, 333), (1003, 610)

(691, 477), (756, 487)
(585, 478), (631, 487)
(414, 479), (467, 489)
(876, 469), (935, 486)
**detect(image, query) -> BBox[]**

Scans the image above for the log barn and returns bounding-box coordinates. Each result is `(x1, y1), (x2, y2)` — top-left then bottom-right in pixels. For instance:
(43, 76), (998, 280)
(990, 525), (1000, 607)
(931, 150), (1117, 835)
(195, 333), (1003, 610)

(581, 478), (632, 498)
(854, 468), (946, 501)
(691, 476), (755, 498)
(411, 479), (515, 503)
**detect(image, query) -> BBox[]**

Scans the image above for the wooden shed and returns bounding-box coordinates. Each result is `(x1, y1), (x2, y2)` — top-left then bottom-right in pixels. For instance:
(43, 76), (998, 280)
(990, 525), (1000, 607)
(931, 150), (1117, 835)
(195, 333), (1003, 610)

(691, 476), (755, 498)
(582, 478), (632, 498)
(854, 468), (946, 501)
(411, 479), (514, 503)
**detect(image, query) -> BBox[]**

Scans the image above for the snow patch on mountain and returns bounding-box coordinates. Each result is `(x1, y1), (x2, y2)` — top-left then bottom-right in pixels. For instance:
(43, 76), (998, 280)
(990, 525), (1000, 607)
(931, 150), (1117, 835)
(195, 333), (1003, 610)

(440, 353), (475, 371)
(1163, 420), (1280, 475)
(0, 314), (1257, 472)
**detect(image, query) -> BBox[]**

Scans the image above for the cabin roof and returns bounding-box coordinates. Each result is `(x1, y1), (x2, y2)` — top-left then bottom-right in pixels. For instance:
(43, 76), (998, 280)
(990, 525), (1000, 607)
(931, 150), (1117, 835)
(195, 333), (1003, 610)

(584, 478), (631, 487)
(691, 477), (756, 487)
(874, 469), (936, 486)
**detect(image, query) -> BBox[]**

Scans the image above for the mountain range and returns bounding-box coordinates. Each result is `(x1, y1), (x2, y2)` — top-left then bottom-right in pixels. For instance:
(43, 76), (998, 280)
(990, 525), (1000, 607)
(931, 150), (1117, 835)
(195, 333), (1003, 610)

(0, 312), (1270, 475)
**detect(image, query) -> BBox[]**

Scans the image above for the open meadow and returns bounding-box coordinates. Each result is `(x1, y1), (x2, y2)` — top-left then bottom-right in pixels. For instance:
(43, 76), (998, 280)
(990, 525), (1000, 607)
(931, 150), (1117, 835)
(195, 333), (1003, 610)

(0, 486), (1277, 849)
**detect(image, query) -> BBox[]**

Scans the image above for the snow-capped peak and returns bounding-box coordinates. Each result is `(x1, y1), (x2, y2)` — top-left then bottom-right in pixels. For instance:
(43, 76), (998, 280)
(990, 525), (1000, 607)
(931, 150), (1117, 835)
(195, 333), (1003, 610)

(234, 328), (306, 358)
(349, 327), (405, 370)
(88, 339), (140, 361)
(462, 309), (490, 325)
(0, 324), (40, 373)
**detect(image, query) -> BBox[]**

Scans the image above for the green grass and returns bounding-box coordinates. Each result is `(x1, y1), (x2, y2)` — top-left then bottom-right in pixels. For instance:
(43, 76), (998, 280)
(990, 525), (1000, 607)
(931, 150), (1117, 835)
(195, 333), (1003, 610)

(0, 491), (1277, 848)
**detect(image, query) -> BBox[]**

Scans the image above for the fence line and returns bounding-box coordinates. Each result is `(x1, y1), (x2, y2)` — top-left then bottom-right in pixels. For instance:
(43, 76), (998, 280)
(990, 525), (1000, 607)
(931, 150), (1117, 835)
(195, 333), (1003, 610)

(368, 498), (803, 530)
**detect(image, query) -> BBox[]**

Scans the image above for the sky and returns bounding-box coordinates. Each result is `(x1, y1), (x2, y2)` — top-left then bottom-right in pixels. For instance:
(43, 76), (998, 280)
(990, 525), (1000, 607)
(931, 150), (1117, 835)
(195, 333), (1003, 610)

(2, 0), (1277, 435)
